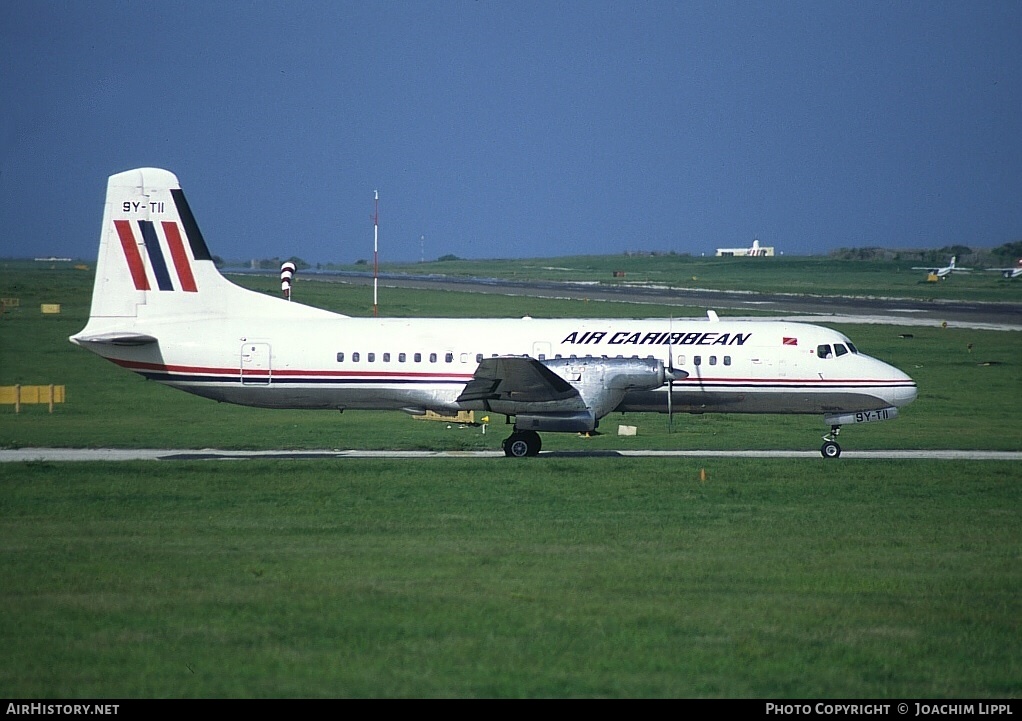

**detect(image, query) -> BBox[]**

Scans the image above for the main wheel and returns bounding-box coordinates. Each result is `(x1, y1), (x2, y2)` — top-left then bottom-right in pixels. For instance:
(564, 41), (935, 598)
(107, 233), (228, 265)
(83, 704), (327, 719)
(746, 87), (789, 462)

(821, 440), (841, 459)
(503, 431), (541, 458)
(522, 430), (542, 456)
(504, 434), (530, 458)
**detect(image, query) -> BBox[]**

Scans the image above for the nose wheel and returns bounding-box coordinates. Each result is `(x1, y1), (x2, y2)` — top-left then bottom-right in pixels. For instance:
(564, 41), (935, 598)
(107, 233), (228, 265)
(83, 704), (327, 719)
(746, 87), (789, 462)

(821, 425), (841, 459)
(503, 429), (542, 457)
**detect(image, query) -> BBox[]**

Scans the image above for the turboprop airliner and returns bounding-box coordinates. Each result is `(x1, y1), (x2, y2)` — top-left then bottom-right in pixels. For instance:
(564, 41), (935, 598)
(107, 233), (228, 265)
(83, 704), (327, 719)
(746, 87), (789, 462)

(71, 168), (918, 458)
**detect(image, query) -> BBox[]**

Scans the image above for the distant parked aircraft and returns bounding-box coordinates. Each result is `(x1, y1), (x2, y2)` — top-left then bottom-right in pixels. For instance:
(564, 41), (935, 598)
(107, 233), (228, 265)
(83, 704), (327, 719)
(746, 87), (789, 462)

(912, 256), (971, 279)
(986, 259), (1022, 279)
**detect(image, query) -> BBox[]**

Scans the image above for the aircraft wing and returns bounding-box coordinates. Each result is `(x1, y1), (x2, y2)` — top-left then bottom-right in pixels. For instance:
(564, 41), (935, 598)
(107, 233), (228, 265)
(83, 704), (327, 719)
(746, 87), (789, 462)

(457, 356), (586, 412)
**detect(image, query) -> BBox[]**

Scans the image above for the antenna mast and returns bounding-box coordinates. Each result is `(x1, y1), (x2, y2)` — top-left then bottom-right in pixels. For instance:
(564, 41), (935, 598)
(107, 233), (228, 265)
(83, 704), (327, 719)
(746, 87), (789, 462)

(373, 189), (379, 317)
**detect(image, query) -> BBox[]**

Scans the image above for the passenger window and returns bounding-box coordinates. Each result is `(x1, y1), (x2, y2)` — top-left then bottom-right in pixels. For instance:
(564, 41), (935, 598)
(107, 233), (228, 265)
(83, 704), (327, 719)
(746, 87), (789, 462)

(709, 356), (717, 366)
(677, 354), (685, 366)
(336, 352), (344, 362)
(476, 353), (483, 363)
(368, 353), (375, 363)
(724, 356), (731, 366)
(383, 352), (391, 362)
(414, 352), (421, 363)
(352, 352), (360, 362)
(834, 344), (848, 357)
(430, 353), (437, 363)
(398, 353), (406, 362)
(460, 353), (468, 363)
(694, 356), (702, 366)
(817, 344), (832, 359)
(445, 352), (453, 363)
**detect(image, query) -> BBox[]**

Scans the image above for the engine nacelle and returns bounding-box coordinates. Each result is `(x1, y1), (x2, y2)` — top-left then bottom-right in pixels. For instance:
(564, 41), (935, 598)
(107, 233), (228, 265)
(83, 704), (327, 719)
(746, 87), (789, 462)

(542, 356), (669, 419)
(457, 355), (677, 428)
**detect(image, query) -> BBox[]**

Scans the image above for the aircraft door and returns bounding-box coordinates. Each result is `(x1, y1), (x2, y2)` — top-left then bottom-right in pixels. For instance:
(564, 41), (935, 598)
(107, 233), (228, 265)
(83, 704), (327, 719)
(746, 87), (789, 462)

(241, 343), (271, 384)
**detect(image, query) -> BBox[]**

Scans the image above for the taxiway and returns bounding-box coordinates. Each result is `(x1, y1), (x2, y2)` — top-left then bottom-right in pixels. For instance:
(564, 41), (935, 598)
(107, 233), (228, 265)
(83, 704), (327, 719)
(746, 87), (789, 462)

(2, 448), (1019, 462)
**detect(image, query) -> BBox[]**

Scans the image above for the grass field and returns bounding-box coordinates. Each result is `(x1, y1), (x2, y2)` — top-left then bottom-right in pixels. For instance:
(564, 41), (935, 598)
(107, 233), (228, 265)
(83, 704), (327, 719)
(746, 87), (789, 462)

(0, 260), (1019, 698)
(345, 253), (1022, 304)
(1, 459), (1019, 698)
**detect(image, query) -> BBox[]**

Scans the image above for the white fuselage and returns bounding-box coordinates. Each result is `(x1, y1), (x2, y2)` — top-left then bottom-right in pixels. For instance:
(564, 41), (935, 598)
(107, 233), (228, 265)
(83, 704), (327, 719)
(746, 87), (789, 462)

(89, 310), (918, 418)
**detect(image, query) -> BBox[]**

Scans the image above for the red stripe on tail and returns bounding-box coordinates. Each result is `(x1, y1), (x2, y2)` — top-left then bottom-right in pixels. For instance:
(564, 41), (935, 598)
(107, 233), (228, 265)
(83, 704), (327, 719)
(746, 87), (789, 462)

(162, 222), (198, 292)
(114, 220), (150, 291)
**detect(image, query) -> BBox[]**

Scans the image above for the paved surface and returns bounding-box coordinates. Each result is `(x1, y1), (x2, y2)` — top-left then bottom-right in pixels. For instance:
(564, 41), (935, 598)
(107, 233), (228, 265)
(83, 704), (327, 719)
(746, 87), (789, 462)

(2, 448), (1019, 462)
(275, 271), (1022, 331)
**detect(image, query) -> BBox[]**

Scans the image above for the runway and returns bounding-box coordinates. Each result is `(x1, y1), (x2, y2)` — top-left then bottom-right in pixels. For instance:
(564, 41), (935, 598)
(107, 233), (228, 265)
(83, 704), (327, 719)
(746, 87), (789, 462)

(2, 448), (1019, 462)
(278, 271), (1022, 332)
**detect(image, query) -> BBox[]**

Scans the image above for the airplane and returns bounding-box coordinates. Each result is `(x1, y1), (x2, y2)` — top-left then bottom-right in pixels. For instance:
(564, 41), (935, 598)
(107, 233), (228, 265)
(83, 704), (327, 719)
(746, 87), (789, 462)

(986, 259), (1022, 279)
(911, 256), (971, 279)
(70, 168), (918, 459)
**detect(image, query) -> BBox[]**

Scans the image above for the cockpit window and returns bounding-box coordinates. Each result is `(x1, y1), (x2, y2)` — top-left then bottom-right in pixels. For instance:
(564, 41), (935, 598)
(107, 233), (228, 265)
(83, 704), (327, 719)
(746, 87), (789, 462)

(817, 344), (832, 359)
(834, 344), (848, 357)
(847, 342), (858, 354)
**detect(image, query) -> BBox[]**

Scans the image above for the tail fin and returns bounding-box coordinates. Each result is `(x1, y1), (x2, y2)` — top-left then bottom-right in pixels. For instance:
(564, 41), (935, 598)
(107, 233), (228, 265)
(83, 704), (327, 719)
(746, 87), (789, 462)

(75, 168), (337, 345)
(85, 167), (224, 319)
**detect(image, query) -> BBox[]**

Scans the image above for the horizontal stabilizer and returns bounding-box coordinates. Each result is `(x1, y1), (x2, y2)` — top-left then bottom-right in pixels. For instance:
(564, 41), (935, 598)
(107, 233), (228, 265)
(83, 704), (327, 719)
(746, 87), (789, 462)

(70, 331), (158, 346)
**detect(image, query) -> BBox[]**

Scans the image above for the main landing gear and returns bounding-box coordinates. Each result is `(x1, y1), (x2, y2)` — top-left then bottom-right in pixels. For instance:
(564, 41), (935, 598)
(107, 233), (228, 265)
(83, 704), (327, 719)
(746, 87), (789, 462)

(821, 425), (841, 459)
(502, 429), (542, 458)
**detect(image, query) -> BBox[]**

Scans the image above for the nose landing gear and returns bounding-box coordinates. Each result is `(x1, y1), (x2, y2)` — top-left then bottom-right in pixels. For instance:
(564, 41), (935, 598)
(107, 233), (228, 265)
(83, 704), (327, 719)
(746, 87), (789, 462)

(821, 425), (841, 459)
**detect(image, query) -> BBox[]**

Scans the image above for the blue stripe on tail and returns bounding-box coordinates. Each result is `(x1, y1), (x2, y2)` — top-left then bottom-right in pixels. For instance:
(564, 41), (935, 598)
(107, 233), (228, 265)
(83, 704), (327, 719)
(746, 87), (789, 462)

(138, 220), (174, 291)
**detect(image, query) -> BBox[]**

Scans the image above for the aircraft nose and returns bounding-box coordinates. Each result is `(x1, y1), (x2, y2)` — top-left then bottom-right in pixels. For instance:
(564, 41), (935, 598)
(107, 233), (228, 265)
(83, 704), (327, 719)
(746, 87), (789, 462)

(887, 366), (917, 407)
(892, 381), (918, 407)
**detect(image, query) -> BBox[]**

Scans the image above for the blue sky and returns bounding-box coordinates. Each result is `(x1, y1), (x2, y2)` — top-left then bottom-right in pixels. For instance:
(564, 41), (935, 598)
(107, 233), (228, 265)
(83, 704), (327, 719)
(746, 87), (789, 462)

(2, 1), (1020, 264)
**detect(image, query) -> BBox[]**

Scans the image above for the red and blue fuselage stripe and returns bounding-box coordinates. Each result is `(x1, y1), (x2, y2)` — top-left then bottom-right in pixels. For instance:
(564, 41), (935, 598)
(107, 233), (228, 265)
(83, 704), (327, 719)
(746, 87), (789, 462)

(109, 358), (912, 391)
